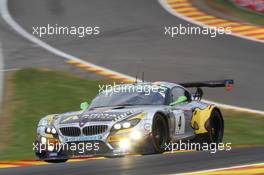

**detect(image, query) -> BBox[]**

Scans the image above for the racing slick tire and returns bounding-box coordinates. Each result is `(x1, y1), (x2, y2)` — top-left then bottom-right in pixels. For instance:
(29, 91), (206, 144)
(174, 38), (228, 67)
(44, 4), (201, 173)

(44, 159), (68, 163)
(193, 109), (224, 149)
(143, 113), (169, 154)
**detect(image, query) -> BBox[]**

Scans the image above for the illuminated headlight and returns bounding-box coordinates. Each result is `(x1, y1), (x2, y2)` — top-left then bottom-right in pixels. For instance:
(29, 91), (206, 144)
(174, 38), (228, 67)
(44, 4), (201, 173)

(123, 122), (131, 129)
(46, 127), (51, 133)
(118, 139), (131, 150)
(130, 130), (142, 140)
(112, 118), (141, 131)
(51, 128), (57, 134)
(45, 127), (57, 134)
(41, 137), (47, 144)
(113, 123), (122, 130)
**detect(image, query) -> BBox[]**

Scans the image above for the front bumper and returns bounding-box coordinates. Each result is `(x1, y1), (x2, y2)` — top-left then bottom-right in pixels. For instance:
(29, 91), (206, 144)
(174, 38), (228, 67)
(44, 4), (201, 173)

(34, 129), (151, 160)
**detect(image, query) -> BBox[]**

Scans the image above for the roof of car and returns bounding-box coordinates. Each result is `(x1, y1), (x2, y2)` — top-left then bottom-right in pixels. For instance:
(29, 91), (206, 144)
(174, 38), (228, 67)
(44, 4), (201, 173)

(153, 81), (181, 88)
(123, 81), (183, 89)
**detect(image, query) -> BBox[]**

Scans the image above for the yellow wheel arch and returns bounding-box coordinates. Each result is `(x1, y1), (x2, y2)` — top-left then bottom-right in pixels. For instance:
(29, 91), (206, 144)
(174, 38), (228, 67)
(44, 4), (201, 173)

(191, 105), (222, 134)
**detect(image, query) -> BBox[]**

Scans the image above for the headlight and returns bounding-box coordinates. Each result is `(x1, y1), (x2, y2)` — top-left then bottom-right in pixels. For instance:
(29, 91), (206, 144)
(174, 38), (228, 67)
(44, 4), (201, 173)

(122, 122), (131, 129)
(112, 118), (141, 131)
(45, 127), (57, 134)
(113, 123), (122, 130)
(46, 127), (51, 133)
(51, 128), (57, 134)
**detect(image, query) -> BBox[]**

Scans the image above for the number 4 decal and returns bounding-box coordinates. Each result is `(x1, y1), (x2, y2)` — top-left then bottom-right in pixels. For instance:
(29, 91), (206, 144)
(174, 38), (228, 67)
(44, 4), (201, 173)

(175, 112), (185, 135)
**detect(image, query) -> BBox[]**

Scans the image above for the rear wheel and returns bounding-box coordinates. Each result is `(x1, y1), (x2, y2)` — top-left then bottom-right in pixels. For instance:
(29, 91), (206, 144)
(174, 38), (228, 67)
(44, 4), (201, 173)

(194, 109), (224, 149)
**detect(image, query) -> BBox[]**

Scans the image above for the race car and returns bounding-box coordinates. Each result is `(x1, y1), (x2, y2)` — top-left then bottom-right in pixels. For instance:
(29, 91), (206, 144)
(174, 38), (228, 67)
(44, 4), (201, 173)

(34, 79), (234, 163)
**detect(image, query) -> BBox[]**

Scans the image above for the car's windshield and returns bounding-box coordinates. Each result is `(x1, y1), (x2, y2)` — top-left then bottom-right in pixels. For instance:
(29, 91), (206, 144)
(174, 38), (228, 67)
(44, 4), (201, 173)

(89, 84), (168, 108)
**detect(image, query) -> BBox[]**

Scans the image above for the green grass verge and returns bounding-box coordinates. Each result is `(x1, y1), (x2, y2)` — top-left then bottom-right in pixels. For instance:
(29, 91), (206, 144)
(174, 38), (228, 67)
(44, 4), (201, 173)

(206, 0), (264, 25)
(0, 68), (263, 160)
(223, 110), (264, 145)
(0, 68), (106, 160)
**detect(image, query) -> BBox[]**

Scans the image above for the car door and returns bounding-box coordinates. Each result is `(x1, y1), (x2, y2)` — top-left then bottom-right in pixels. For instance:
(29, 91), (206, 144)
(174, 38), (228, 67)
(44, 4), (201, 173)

(170, 86), (194, 140)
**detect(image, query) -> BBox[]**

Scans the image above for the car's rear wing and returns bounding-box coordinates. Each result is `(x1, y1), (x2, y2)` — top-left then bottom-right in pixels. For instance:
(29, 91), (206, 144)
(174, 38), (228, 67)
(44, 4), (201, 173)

(179, 79), (234, 91)
(178, 79), (234, 100)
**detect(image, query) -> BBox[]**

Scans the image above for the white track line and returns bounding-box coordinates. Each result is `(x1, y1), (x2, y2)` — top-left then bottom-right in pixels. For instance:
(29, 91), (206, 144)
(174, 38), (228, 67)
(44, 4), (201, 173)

(0, 42), (4, 115)
(202, 100), (264, 115)
(179, 162), (264, 175)
(158, 0), (264, 44)
(0, 68), (20, 72)
(0, 0), (135, 82)
(0, 0), (263, 115)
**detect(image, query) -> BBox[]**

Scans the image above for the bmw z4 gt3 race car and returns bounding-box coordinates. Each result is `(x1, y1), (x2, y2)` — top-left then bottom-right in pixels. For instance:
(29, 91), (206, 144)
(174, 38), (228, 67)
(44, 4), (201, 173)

(34, 80), (234, 163)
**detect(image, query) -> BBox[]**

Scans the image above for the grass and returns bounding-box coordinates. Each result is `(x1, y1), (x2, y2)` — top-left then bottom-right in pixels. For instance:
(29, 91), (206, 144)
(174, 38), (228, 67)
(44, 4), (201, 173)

(0, 68), (106, 160)
(0, 68), (263, 160)
(223, 110), (264, 145)
(206, 0), (264, 26)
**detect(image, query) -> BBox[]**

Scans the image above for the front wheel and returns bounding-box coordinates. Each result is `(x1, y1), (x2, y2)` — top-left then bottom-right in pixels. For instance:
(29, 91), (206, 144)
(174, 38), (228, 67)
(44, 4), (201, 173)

(144, 114), (169, 154)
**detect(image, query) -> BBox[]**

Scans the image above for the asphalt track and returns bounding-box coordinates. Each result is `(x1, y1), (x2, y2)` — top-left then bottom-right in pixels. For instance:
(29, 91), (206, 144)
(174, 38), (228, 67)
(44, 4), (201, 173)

(4, 0), (264, 110)
(0, 0), (264, 174)
(0, 147), (264, 175)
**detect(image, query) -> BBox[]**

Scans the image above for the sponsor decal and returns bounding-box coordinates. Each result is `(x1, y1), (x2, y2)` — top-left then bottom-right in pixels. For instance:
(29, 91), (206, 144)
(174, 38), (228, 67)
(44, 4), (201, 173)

(65, 135), (102, 142)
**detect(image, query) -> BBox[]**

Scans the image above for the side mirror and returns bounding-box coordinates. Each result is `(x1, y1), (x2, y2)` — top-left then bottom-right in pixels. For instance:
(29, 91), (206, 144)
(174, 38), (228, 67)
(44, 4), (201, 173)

(80, 102), (89, 110)
(169, 96), (187, 106)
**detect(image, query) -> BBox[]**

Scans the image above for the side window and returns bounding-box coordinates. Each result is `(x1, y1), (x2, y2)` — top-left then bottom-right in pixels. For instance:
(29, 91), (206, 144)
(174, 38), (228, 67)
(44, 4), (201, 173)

(171, 87), (185, 102)
(171, 87), (192, 103)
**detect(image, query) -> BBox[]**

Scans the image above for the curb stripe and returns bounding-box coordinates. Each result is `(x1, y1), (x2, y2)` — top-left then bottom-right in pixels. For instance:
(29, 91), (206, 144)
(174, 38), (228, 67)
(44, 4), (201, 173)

(239, 30), (264, 35)
(160, 0), (264, 44)
(234, 26), (263, 31)
(207, 21), (236, 26)
(65, 60), (134, 82)
(65, 59), (134, 82)
(253, 34), (264, 38)
(192, 16), (216, 20)
(203, 19), (227, 24)
(0, 144), (262, 169)
(159, 0), (264, 115)
(0, 149), (192, 169)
